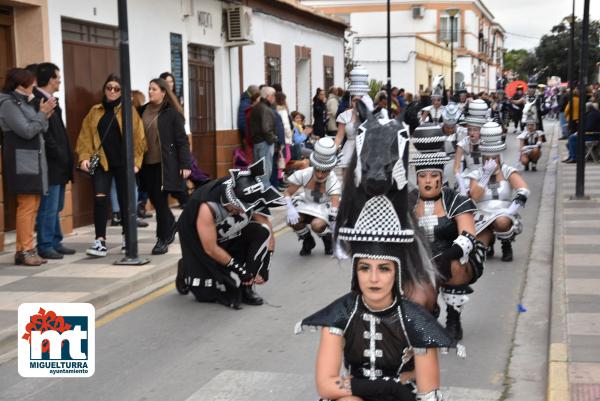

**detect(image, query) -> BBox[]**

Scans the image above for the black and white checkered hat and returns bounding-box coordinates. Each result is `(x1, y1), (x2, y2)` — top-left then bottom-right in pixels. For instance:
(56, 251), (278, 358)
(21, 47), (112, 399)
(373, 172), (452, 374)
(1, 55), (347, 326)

(409, 123), (451, 173)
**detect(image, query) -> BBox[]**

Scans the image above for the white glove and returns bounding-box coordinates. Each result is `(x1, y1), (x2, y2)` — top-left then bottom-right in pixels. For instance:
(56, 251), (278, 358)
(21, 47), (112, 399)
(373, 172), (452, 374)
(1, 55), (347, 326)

(505, 200), (521, 215)
(478, 159), (497, 188)
(455, 173), (467, 195)
(285, 196), (300, 225)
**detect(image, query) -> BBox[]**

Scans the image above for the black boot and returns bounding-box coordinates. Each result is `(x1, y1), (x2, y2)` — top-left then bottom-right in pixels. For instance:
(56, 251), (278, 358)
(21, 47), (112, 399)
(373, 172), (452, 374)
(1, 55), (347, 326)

(487, 236), (495, 258)
(299, 232), (316, 256)
(445, 305), (463, 341)
(137, 202), (153, 219)
(501, 239), (513, 262)
(240, 285), (263, 306)
(175, 259), (190, 295)
(531, 162), (537, 172)
(322, 233), (333, 255)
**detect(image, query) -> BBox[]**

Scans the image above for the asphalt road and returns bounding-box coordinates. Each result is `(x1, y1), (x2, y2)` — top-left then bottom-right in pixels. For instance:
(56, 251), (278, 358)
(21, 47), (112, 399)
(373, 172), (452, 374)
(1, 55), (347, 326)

(0, 122), (555, 401)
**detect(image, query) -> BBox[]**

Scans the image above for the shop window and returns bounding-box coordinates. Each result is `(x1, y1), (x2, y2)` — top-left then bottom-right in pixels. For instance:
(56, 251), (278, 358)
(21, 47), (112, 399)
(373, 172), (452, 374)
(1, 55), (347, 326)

(264, 42), (281, 86)
(323, 55), (334, 90)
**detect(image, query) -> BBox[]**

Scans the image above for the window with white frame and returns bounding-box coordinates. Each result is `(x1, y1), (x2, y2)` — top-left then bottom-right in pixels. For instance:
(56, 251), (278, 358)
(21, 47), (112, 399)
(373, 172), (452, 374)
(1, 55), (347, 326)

(439, 15), (460, 46)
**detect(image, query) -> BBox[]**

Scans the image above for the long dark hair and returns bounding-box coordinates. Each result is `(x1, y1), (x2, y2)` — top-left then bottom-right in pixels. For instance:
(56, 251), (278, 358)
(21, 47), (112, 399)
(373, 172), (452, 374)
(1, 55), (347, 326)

(159, 72), (177, 97)
(312, 88), (324, 103)
(150, 78), (183, 116)
(2, 68), (35, 93)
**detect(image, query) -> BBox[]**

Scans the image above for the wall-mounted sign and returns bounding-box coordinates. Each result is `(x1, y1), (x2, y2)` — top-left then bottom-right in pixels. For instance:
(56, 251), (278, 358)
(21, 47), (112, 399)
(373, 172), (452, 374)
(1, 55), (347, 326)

(198, 11), (212, 29)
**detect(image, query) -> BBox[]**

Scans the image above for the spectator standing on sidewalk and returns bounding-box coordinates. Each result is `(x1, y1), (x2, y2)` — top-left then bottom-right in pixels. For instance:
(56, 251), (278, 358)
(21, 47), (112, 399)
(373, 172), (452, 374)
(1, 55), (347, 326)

(275, 92), (293, 183)
(0, 68), (56, 266)
(75, 74), (147, 258)
(312, 88), (327, 138)
(325, 86), (339, 137)
(249, 86), (277, 186)
(565, 88), (580, 136)
(139, 78), (192, 255)
(237, 85), (259, 146)
(31, 63), (76, 260)
(563, 102), (600, 163)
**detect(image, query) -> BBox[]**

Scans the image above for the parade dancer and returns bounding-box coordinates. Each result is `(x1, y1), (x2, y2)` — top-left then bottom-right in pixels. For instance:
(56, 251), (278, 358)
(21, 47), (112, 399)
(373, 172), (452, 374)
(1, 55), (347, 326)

(509, 84), (525, 134)
(296, 151), (460, 401)
(520, 77), (549, 133)
(175, 158), (283, 309)
(410, 123), (486, 341)
(335, 65), (372, 173)
(466, 122), (530, 262)
(491, 89), (510, 141)
(441, 103), (467, 185)
(453, 99), (489, 195)
(456, 82), (469, 112)
(518, 117), (543, 171)
(284, 137), (341, 256)
(419, 83), (445, 124)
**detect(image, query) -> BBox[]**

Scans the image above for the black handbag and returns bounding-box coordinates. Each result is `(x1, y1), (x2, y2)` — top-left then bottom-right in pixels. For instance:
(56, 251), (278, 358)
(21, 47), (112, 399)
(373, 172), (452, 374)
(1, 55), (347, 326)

(84, 113), (116, 176)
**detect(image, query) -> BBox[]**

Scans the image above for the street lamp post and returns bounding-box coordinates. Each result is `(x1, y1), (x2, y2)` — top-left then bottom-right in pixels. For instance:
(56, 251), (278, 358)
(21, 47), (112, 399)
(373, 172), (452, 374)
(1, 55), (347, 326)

(446, 9), (460, 96)
(563, 2), (576, 140)
(386, 0), (392, 115)
(115, 0), (149, 265)
(575, 0), (590, 199)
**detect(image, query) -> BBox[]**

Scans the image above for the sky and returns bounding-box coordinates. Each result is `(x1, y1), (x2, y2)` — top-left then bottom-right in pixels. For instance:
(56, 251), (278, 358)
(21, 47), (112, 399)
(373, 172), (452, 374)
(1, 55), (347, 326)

(483, 0), (600, 50)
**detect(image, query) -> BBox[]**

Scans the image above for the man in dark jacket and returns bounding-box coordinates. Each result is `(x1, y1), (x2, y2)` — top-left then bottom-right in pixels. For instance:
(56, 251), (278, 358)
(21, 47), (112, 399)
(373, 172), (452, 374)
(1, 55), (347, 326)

(237, 85), (258, 144)
(32, 63), (76, 259)
(249, 86), (277, 186)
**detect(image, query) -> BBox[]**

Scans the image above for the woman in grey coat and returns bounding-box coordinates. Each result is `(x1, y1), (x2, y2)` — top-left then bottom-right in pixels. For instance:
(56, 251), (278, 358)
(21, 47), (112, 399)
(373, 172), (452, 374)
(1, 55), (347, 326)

(0, 68), (56, 266)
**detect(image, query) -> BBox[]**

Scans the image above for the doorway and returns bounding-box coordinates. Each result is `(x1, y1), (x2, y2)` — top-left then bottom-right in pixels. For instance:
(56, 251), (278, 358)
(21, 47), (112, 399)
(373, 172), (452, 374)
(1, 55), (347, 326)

(61, 18), (119, 227)
(0, 6), (15, 231)
(188, 44), (216, 178)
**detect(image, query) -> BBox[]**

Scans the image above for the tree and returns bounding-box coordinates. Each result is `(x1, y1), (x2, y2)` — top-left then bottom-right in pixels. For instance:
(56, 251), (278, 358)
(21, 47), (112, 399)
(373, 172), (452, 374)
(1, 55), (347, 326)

(503, 18), (600, 84)
(504, 49), (537, 80)
(535, 18), (600, 84)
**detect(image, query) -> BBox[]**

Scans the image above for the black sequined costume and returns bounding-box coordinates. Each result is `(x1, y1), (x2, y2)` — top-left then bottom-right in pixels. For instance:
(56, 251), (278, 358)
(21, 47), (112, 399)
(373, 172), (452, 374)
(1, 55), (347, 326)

(296, 292), (456, 400)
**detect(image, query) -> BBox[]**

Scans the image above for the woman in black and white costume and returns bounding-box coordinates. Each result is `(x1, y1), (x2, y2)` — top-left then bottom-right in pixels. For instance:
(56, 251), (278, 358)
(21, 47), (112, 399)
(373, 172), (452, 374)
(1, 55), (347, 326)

(296, 192), (460, 401)
(517, 116), (543, 172)
(285, 137), (341, 256)
(410, 123), (486, 341)
(466, 122), (530, 262)
(440, 103), (467, 186)
(453, 99), (489, 195)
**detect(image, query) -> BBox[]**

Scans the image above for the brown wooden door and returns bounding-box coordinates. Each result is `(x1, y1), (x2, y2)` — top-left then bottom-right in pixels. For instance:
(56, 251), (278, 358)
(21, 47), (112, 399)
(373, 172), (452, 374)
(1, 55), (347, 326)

(0, 6), (16, 231)
(188, 45), (216, 178)
(62, 20), (119, 227)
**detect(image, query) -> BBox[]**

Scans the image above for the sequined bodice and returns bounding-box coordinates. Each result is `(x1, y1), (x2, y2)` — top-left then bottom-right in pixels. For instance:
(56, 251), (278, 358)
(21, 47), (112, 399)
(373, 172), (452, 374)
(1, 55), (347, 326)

(343, 299), (409, 379)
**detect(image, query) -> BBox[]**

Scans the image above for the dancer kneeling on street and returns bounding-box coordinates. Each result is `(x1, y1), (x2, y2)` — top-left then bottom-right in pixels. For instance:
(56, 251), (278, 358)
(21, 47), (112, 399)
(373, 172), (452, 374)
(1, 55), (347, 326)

(410, 123), (486, 342)
(517, 117), (543, 171)
(175, 158), (283, 309)
(466, 122), (529, 262)
(284, 137), (341, 256)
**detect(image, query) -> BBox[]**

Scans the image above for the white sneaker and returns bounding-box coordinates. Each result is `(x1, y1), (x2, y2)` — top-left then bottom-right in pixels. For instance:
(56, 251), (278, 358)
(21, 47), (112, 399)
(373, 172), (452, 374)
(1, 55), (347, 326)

(121, 238), (126, 254)
(86, 239), (107, 257)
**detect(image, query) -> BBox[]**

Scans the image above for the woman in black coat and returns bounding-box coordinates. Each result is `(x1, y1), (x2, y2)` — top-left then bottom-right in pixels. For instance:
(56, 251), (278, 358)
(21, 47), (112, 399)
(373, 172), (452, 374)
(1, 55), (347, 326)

(139, 78), (192, 254)
(312, 88), (327, 138)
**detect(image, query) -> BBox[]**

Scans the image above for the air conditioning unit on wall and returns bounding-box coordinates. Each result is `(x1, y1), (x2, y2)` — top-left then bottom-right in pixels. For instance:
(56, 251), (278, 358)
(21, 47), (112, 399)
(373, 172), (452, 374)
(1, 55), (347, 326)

(412, 6), (425, 19)
(225, 5), (253, 46)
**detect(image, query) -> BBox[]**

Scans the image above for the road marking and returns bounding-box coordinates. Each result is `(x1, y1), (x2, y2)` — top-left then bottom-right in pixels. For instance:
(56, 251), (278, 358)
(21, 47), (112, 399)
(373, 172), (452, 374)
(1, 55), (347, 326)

(96, 224), (290, 328)
(184, 369), (502, 401)
(548, 343), (570, 401)
(96, 282), (174, 328)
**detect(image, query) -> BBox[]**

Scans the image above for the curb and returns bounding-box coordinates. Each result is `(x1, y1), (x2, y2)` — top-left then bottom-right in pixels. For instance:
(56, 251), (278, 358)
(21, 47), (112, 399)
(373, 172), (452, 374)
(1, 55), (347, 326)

(0, 207), (288, 363)
(548, 126), (570, 401)
(504, 123), (558, 400)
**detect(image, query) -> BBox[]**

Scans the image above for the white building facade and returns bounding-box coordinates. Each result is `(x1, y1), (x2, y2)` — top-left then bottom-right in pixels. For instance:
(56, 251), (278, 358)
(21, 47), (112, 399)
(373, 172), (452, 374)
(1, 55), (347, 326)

(302, 0), (505, 94)
(0, 0), (346, 238)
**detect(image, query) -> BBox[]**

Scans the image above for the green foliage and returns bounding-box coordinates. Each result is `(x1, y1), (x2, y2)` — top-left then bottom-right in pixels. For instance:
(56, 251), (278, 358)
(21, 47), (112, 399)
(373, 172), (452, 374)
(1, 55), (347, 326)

(504, 18), (600, 83)
(368, 79), (385, 99)
(504, 49), (537, 80)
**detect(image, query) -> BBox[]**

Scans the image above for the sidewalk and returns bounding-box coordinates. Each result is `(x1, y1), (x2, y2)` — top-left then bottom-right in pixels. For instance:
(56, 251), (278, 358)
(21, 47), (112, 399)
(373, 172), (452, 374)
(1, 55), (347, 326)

(0, 205), (287, 361)
(550, 139), (600, 401)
